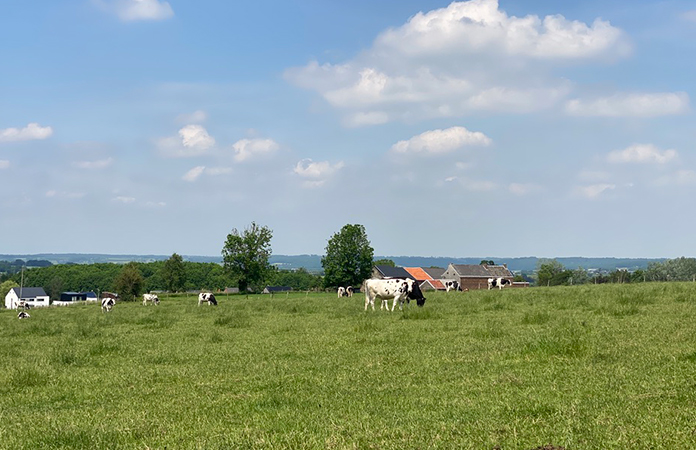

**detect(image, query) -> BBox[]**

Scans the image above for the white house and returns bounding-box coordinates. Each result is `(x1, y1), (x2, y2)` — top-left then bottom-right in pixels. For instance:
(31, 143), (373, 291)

(4, 287), (50, 309)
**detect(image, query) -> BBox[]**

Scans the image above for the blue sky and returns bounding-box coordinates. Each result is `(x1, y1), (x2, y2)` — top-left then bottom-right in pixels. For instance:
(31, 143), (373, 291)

(1, 0), (695, 259)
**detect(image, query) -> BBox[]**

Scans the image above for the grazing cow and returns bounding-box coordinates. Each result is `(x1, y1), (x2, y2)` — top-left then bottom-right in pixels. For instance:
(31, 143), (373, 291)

(198, 292), (217, 306)
(143, 293), (160, 306)
(487, 277), (511, 290)
(444, 280), (460, 292)
(363, 278), (426, 312)
(101, 297), (115, 313)
(337, 287), (346, 298)
(345, 286), (354, 297)
(17, 311), (30, 319)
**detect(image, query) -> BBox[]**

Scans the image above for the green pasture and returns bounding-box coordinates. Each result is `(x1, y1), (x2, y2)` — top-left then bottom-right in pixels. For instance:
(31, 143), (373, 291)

(2, 283), (696, 449)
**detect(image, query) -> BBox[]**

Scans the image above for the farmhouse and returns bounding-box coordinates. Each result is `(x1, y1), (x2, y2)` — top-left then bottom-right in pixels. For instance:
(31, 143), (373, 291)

(372, 265), (415, 279)
(403, 267), (447, 291)
(442, 263), (514, 290)
(53, 291), (98, 306)
(262, 286), (292, 294)
(4, 287), (50, 309)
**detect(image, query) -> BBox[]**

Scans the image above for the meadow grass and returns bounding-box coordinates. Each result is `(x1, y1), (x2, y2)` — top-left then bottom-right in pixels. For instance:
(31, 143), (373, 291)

(1, 283), (696, 449)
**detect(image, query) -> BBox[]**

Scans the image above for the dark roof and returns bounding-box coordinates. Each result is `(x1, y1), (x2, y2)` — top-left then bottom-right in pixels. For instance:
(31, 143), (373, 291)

(451, 264), (513, 278)
(374, 265), (415, 279)
(264, 286), (292, 292)
(83, 291), (97, 297)
(422, 267), (446, 279)
(10, 287), (48, 298)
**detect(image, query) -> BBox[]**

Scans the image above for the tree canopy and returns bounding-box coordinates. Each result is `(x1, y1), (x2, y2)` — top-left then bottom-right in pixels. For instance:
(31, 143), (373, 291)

(114, 262), (144, 301)
(222, 222), (273, 293)
(322, 224), (374, 288)
(160, 253), (186, 292)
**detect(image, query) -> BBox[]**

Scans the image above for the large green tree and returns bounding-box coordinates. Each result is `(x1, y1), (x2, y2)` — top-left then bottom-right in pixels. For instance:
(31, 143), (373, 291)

(222, 222), (273, 293)
(113, 262), (144, 301)
(322, 224), (374, 288)
(160, 253), (186, 292)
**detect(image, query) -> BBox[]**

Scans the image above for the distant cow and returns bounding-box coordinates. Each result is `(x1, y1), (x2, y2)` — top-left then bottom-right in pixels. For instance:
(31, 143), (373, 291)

(17, 311), (30, 319)
(101, 297), (115, 313)
(198, 292), (217, 306)
(487, 278), (511, 290)
(444, 280), (460, 292)
(337, 287), (346, 298)
(143, 293), (160, 306)
(345, 286), (354, 297)
(363, 278), (426, 312)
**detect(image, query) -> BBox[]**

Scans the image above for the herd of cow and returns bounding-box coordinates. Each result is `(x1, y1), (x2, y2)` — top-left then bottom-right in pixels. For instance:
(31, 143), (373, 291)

(18, 276), (513, 319)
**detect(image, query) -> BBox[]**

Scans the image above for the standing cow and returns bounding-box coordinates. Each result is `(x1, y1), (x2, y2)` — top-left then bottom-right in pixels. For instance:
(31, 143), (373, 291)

(337, 287), (346, 298)
(345, 286), (354, 297)
(363, 278), (426, 312)
(487, 278), (511, 290)
(101, 297), (115, 312)
(198, 292), (217, 306)
(444, 280), (460, 292)
(143, 293), (160, 305)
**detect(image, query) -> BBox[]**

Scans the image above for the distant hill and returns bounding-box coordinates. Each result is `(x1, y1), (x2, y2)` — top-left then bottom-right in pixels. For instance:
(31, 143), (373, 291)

(0, 253), (666, 273)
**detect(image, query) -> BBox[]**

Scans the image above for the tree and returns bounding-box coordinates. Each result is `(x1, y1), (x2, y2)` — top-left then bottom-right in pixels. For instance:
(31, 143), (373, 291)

(322, 224), (374, 288)
(536, 259), (565, 286)
(0, 280), (17, 302)
(160, 253), (186, 292)
(113, 262), (144, 301)
(222, 222), (273, 293)
(373, 258), (395, 267)
(480, 260), (495, 265)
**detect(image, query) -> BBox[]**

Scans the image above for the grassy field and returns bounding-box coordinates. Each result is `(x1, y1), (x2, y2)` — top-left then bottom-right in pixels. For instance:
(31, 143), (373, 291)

(2, 283), (696, 449)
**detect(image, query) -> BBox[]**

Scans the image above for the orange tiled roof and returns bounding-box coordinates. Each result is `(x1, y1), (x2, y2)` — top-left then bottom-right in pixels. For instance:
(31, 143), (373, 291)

(430, 280), (445, 290)
(404, 267), (433, 281)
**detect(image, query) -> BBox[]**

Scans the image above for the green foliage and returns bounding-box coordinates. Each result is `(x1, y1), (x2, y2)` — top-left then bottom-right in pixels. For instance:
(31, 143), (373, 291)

(160, 253), (186, 292)
(268, 267), (322, 291)
(535, 259), (566, 286)
(480, 259), (495, 265)
(222, 222), (273, 293)
(646, 257), (696, 281)
(373, 258), (395, 267)
(322, 224), (374, 288)
(113, 262), (144, 301)
(0, 279), (17, 300)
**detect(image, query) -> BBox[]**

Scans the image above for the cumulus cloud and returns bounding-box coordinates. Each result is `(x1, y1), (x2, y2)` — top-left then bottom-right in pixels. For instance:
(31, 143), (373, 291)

(182, 166), (206, 182)
(285, 0), (628, 124)
(72, 157), (114, 170)
(565, 92), (690, 117)
(391, 126), (491, 156)
(681, 10), (696, 23)
(158, 125), (215, 157)
(232, 138), (280, 162)
(0, 123), (53, 142)
(607, 144), (677, 164)
(0, 160), (9, 169)
(575, 183), (616, 199)
(293, 159), (345, 187)
(103, 0), (174, 21)
(113, 196), (136, 203)
(654, 170), (696, 186)
(509, 183), (542, 196)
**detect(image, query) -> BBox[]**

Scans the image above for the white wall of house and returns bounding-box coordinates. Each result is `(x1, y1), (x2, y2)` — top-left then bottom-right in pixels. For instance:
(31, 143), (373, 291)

(4, 290), (50, 309)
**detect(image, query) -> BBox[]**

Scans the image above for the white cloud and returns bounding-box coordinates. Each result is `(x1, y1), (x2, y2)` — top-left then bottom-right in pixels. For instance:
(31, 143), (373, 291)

(565, 92), (689, 117)
(144, 201), (167, 208)
(391, 126), (491, 155)
(0, 123), (53, 142)
(232, 138), (280, 162)
(108, 0), (174, 21)
(0, 160), (9, 169)
(285, 0), (628, 124)
(607, 144), (677, 164)
(654, 170), (696, 186)
(575, 183), (616, 199)
(205, 167), (233, 176)
(72, 157), (114, 170)
(681, 10), (696, 23)
(182, 166), (206, 182)
(158, 124), (215, 158)
(113, 196), (136, 203)
(293, 159), (345, 187)
(46, 190), (86, 199)
(509, 183), (541, 196)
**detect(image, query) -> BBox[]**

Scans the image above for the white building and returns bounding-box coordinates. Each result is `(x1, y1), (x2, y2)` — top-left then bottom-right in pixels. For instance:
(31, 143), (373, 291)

(4, 287), (50, 309)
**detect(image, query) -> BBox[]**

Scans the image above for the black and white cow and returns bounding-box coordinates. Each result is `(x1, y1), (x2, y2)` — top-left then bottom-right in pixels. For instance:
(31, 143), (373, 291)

(345, 286), (354, 297)
(101, 297), (115, 313)
(363, 278), (426, 311)
(487, 277), (511, 290)
(444, 280), (460, 292)
(17, 311), (30, 319)
(198, 292), (217, 306)
(143, 293), (160, 305)
(337, 287), (346, 298)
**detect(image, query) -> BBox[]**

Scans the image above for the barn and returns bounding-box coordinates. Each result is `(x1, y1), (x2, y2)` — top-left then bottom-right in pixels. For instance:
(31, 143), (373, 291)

(53, 291), (98, 306)
(4, 287), (50, 309)
(262, 286), (292, 294)
(441, 263), (514, 290)
(372, 265), (415, 280)
(403, 267), (447, 291)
